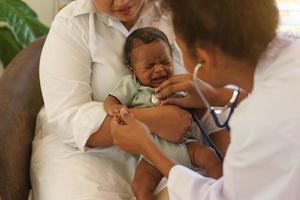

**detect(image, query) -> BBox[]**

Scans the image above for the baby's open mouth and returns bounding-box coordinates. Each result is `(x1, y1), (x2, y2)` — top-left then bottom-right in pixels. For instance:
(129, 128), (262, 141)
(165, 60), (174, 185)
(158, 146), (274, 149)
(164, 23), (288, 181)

(152, 76), (168, 83)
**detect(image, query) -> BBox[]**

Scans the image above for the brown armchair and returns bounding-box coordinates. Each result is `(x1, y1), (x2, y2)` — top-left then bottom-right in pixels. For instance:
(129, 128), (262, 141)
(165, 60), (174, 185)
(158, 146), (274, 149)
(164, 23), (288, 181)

(0, 36), (46, 200)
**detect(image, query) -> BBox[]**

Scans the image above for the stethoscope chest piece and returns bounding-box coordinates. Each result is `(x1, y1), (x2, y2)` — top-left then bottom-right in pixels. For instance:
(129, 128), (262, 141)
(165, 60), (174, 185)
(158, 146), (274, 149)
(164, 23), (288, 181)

(150, 94), (161, 106)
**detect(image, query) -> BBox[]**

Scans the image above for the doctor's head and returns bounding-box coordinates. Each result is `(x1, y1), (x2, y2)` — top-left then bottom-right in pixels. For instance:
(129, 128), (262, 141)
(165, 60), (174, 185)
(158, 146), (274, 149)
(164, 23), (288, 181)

(93, 0), (146, 29)
(163, 0), (279, 87)
(124, 27), (174, 88)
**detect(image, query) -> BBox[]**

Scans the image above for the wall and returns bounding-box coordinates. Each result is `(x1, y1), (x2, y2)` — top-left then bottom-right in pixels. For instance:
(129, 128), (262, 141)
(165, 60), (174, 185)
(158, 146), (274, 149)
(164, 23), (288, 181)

(277, 0), (300, 34)
(24, 0), (54, 26)
(23, 0), (72, 26)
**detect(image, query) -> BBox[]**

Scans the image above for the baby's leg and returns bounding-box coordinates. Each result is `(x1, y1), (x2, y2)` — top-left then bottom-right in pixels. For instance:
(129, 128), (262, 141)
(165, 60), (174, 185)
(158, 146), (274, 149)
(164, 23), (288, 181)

(186, 142), (222, 179)
(131, 158), (163, 200)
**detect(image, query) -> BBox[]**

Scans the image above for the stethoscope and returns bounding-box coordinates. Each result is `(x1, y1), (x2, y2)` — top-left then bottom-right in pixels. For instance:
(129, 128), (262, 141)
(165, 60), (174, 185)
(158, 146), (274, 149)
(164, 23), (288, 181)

(191, 63), (240, 161)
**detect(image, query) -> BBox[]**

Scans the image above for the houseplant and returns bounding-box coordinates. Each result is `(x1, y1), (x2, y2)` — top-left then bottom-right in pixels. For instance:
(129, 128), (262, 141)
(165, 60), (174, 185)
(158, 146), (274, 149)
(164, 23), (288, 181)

(0, 0), (49, 67)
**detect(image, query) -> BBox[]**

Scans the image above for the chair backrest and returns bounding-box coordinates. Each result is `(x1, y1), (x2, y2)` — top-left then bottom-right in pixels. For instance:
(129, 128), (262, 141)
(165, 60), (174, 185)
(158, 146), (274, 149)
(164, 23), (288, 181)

(0, 36), (46, 200)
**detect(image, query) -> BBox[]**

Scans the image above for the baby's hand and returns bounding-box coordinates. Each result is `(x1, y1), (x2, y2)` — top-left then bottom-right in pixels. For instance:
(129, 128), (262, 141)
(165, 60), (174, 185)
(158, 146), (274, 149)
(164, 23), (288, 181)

(108, 105), (129, 124)
(107, 105), (126, 116)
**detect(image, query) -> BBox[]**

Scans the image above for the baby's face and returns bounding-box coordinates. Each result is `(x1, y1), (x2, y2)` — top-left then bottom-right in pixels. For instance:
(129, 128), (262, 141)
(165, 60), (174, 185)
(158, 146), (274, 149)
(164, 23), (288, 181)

(131, 40), (174, 88)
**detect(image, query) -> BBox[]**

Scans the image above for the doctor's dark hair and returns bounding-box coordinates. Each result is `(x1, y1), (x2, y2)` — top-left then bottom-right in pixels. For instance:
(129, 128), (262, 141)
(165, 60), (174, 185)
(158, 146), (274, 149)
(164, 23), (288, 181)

(162, 0), (279, 64)
(124, 27), (172, 67)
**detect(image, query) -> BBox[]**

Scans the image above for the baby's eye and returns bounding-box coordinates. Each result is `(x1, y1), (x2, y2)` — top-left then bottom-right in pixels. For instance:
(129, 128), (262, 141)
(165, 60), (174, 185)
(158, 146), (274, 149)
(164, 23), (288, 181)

(161, 60), (171, 65)
(146, 63), (155, 68)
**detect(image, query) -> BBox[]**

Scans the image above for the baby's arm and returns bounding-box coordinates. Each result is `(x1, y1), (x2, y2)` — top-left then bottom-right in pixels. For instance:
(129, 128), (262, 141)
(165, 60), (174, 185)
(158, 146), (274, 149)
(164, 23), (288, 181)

(104, 95), (129, 123)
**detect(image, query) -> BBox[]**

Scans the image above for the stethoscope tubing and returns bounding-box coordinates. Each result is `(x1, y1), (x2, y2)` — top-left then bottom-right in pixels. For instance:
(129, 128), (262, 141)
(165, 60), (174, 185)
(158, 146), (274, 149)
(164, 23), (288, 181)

(189, 110), (224, 161)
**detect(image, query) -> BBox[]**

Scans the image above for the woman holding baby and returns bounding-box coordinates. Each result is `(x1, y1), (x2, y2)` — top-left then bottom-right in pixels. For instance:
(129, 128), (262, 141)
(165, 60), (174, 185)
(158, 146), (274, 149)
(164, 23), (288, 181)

(31, 0), (232, 199)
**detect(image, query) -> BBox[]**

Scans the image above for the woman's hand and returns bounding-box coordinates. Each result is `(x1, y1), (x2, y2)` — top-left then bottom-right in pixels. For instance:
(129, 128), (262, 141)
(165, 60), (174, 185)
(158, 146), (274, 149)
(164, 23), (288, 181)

(110, 108), (153, 154)
(155, 74), (217, 109)
(129, 105), (192, 143)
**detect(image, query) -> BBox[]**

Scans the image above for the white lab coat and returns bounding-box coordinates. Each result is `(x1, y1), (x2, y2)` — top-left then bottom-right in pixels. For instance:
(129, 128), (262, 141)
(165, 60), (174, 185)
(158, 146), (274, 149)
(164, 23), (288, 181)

(167, 34), (300, 200)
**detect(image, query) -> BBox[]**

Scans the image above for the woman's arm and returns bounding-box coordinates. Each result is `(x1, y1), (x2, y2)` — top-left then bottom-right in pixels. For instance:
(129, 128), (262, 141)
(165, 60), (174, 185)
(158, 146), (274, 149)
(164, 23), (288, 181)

(87, 116), (114, 148)
(40, 16), (109, 151)
(87, 105), (193, 148)
(130, 105), (192, 142)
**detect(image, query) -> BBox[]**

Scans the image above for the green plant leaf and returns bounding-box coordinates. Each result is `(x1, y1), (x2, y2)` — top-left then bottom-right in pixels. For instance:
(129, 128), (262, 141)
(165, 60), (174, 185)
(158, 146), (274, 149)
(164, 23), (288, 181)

(0, 0), (49, 48)
(0, 0), (49, 67)
(0, 27), (22, 67)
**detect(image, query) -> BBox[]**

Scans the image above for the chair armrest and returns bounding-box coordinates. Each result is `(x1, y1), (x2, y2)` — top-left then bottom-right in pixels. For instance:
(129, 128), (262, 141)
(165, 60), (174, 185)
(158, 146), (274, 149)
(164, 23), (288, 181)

(0, 36), (46, 200)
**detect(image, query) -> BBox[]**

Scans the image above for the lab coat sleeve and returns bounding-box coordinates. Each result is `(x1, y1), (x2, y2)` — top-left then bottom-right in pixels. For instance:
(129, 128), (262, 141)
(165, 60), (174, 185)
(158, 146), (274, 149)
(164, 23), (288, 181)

(40, 16), (106, 151)
(168, 165), (226, 200)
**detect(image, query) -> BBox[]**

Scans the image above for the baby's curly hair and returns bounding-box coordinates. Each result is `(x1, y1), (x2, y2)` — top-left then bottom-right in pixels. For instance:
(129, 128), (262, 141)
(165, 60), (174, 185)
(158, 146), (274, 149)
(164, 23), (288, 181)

(124, 27), (172, 67)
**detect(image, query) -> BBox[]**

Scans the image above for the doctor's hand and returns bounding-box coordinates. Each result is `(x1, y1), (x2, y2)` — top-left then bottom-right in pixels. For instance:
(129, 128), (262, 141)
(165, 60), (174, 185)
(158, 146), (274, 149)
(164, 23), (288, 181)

(155, 74), (217, 109)
(110, 108), (154, 154)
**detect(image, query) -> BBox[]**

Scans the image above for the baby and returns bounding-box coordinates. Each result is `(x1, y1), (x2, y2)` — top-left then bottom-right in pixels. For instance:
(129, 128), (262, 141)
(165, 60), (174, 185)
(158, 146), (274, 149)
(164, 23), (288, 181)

(104, 27), (222, 200)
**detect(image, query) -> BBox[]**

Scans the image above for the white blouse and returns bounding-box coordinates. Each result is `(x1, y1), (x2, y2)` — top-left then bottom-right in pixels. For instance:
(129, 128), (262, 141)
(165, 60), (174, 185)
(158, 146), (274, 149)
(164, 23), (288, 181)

(167, 34), (300, 199)
(38, 0), (185, 151)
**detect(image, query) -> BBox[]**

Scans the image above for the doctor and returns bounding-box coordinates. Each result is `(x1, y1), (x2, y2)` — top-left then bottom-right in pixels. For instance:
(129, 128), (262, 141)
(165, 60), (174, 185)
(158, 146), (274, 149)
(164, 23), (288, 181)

(110, 0), (300, 199)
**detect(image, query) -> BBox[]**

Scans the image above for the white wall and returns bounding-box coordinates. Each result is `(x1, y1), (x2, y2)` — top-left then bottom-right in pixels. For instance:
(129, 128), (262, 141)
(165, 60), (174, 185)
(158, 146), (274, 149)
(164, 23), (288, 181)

(23, 0), (72, 26)
(277, 0), (300, 34)
(24, 0), (54, 26)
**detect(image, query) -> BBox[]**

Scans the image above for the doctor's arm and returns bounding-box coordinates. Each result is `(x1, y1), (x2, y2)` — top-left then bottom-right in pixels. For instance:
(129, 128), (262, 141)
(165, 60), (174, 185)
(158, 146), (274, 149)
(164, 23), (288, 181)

(110, 109), (227, 200)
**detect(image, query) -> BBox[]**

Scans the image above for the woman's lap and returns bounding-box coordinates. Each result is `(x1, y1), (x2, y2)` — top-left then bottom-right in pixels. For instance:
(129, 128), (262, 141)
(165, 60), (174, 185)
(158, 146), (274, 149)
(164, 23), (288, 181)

(30, 133), (138, 200)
